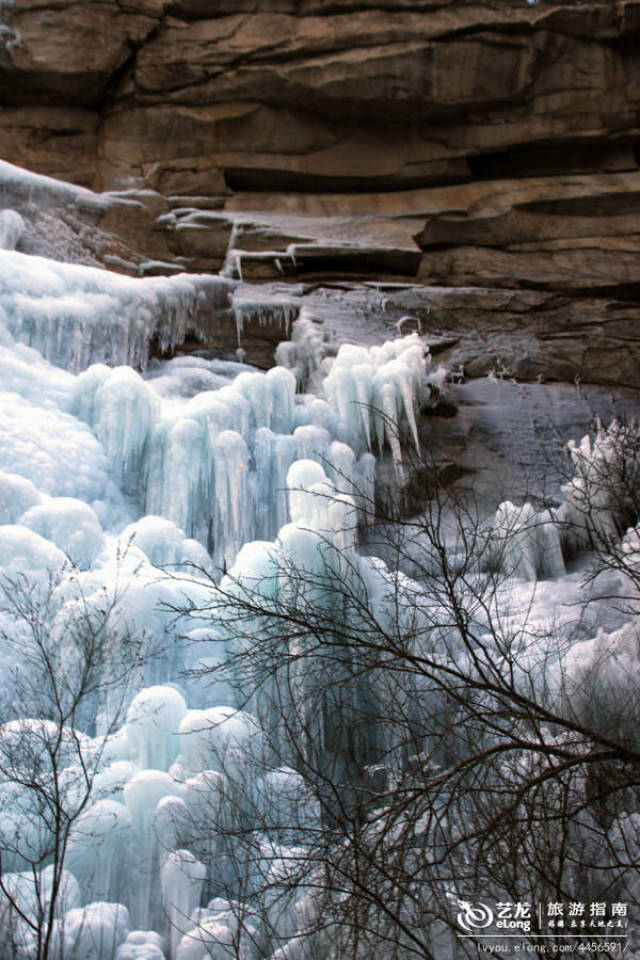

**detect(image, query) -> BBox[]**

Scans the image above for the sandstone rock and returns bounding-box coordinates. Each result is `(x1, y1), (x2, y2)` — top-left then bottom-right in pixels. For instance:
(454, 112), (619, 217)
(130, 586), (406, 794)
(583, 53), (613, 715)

(108, 2), (640, 197)
(415, 172), (640, 250)
(97, 99), (467, 197)
(363, 283), (640, 388)
(159, 210), (234, 271)
(2, 0), (640, 392)
(418, 242), (640, 296)
(0, 0), (162, 106)
(2, 1), (640, 195)
(0, 107), (99, 187)
(97, 103), (251, 192)
(228, 244), (421, 282)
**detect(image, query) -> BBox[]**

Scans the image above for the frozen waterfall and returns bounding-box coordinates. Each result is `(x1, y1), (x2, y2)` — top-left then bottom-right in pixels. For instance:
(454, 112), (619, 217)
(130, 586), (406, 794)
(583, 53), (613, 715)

(1, 182), (634, 960)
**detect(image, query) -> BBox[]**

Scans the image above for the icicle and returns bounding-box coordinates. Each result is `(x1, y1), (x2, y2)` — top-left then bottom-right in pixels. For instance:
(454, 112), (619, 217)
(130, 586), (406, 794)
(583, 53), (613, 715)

(0, 210), (24, 250)
(213, 430), (250, 572)
(161, 850), (206, 959)
(126, 687), (188, 772)
(1, 248), (234, 372)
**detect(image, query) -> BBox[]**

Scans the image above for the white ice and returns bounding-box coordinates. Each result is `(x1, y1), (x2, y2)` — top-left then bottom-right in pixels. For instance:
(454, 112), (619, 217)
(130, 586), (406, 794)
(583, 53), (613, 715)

(0, 209), (24, 250)
(6, 173), (621, 960)
(0, 248), (233, 372)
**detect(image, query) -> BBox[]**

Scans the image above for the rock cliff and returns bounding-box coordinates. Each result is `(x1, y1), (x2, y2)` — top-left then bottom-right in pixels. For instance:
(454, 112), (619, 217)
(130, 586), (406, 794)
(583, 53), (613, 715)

(3, 0), (640, 196)
(2, 0), (640, 385)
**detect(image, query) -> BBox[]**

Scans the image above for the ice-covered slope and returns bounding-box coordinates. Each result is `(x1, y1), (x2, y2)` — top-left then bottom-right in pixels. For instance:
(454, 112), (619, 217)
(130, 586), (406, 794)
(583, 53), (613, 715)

(0, 247), (234, 371)
(2, 160), (640, 960)
(0, 291), (434, 569)
(0, 220), (446, 959)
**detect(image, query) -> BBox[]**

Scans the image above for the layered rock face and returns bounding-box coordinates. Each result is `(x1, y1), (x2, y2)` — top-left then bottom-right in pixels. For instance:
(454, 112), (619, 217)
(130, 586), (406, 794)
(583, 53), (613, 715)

(3, 0), (640, 384)
(3, 0), (640, 196)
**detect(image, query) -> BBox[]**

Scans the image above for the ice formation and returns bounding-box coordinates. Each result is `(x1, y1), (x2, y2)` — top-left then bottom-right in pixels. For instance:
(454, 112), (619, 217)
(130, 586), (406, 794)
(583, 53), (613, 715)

(558, 419), (640, 551)
(68, 351), (380, 569)
(489, 420), (640, 582)
(0, 158), (97, 207)
(231, 289), (300, 345)
(0, 523), (67, 576)
(0, 248), (234, 372)
(278, 313), (442, 476)
(126, 687), (188, 772)
(117, 930), (166, 960)
(0, 253), (434, 584)
(20, 497), (105, 569)
(0, 346), (423, 959)
(492, 501), (565, 581)
(162, 851), (207, 958)
(64, 902), (132, 960)
(0, 208), (24, 250)
(273, 307), (326, 391)
(3, 167), (635, 960)
(0, 471), (42, 524)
